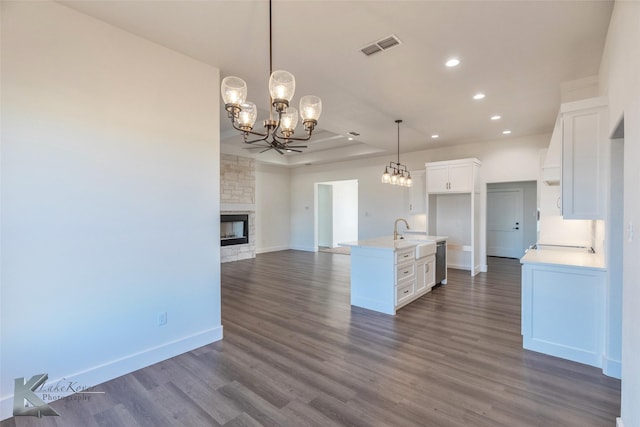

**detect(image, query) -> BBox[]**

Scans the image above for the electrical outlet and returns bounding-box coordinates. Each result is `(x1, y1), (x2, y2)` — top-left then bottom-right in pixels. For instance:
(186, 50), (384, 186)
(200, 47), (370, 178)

(158, 312), (167, 326)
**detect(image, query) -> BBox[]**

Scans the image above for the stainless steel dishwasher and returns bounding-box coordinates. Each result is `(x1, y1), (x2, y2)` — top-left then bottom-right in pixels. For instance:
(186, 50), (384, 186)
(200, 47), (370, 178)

(435, 241), (447, 284)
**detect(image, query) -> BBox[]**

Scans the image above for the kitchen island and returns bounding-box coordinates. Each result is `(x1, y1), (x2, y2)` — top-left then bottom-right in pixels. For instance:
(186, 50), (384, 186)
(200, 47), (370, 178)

(340, 235), (447, 315)
(520, 246), (613, 374)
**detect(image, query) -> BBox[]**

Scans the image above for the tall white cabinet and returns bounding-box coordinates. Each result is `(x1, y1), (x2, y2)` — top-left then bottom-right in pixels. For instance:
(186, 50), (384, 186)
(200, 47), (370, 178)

(425, 158), (482, 275)
(408, 170), (426, 213)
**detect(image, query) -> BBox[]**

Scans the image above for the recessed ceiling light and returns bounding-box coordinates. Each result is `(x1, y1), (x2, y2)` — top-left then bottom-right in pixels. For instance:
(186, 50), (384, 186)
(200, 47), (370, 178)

(431, 134), (440, 139)
(348, 137), (354, 141)
(502, 130), (512, 135)
(473, 93), (485, 100)
(445, 58), (460, 67)
(491, 115), (502, 120)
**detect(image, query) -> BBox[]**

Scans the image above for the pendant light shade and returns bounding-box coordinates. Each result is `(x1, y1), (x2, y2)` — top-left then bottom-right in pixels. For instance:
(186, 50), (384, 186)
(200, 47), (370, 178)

(269, 70), (296, 105)
(221, 76), (247, 107)
(238, 102), (258, 130)
(300, 95), (322, 121)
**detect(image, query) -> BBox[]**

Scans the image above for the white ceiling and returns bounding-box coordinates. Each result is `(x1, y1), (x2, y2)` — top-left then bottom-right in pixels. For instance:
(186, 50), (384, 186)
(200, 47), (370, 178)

(60, 0), (614, 167)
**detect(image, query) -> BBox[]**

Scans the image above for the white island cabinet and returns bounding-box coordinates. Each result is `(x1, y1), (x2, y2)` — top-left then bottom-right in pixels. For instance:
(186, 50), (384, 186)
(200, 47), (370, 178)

(342, 236), (445, 315)
(520, 248), (607, 371)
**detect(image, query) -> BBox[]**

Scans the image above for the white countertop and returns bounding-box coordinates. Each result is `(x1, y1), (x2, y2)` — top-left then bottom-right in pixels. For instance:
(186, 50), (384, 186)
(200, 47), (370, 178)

(520, 247), (605, 270)
(340, 235), (447, 251)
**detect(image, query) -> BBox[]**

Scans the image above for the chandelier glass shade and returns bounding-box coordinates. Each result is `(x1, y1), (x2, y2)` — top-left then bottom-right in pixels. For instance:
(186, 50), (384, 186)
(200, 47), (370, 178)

(381, 120), (412, 187)
(220, 1), (322, 154)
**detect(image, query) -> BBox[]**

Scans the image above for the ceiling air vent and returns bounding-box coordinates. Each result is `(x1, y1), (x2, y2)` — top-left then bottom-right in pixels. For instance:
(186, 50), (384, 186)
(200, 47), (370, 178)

(360, 34), (401, 56)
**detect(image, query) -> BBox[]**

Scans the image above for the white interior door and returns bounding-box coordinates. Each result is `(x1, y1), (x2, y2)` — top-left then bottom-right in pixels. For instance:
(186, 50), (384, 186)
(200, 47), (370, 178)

(487, 189), (523, 258)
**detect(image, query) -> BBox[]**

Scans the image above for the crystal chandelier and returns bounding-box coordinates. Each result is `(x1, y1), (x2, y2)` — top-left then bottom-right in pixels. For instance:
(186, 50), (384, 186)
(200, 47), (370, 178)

(220, 0), (322, 154)
(381, 120), (412, 187)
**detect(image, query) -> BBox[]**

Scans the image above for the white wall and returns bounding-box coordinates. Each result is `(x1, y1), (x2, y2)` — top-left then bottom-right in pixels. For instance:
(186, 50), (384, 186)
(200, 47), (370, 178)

(0, 2), (221, 420)
(606, 138), (624, 378)
(287, 134), (549, 255)
(317, 184), (333, 247)
(598, 2), (640, 426)
(255, 162), (291, 253)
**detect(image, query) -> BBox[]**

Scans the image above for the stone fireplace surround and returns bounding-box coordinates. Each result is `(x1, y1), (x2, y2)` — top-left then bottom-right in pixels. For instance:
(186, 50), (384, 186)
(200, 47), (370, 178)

(220, 154), (256, 263)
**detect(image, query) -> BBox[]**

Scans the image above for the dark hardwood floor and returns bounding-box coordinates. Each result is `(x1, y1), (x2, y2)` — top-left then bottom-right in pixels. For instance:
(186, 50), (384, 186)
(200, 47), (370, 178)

(2, 252), (620, 426)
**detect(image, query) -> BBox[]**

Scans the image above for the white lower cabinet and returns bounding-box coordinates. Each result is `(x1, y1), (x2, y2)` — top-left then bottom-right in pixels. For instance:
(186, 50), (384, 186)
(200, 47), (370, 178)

(521, 262), (605, 368)
(394, 248), (416, 308)
(395, 280), (415, 307)
(415, 255), (436, 294)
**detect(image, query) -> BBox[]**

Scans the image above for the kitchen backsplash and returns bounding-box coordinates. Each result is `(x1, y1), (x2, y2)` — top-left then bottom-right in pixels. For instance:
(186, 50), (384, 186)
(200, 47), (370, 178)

(537, 171), (605, 253)
(538, 215), (604, 251)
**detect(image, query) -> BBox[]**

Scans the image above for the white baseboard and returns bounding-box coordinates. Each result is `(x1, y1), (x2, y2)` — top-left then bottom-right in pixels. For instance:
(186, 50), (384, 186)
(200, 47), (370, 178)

(256, 245), (289, 254)
(0, 325), (223, 421)
(616, 417), (624, 427)
(603, 357), (622, 379)
(289, 245), (315, 252)
(448, 263), (471, 271)
(480, 264), (488, 272)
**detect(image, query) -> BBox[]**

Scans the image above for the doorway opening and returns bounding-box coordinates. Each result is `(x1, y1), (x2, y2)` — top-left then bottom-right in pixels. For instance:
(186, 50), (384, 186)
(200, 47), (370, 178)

(314, 180), (358, 253)
(486, 181), (537, 259)
(605, 116), (624, 378)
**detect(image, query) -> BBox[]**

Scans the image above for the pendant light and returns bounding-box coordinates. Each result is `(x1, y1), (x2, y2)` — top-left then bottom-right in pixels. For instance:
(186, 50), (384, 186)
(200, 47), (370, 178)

(381, 120), (412, 187)
(220, 0), (322, 154)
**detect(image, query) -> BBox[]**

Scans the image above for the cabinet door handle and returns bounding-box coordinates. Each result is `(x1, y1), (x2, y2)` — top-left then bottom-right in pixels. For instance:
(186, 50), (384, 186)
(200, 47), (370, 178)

(403, 270), (410, 274)
(404, 290), (410, 294)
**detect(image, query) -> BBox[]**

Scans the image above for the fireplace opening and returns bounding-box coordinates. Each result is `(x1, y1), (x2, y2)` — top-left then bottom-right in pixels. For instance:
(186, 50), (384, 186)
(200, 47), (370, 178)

(221, 214), (249, 246)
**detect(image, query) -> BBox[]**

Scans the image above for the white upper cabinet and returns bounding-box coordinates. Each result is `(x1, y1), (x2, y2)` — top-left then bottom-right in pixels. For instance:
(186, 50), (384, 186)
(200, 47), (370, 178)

(426, 165), (449, 193)
(426, 158), (480, 194)
(561, 97), (608, 220)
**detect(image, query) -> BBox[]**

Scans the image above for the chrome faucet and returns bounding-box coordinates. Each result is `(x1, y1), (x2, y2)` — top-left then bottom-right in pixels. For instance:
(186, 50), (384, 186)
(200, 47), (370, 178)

(394, 218), (410, 240)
